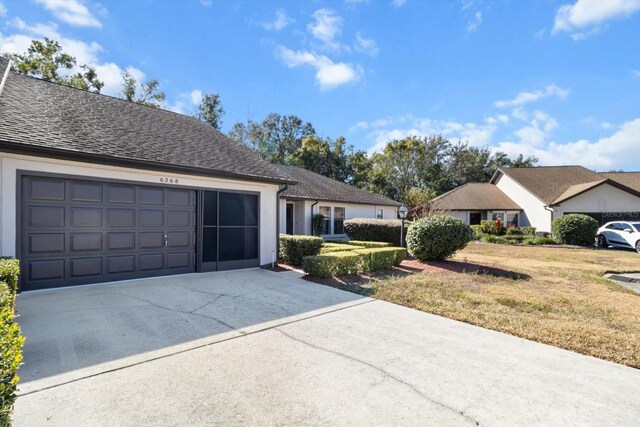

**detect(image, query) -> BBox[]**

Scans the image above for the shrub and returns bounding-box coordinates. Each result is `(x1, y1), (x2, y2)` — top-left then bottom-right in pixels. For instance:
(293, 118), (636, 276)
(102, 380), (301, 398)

(505, 227), (524, 236)
(346, 240), (391, 248)
(469, 225), (483, 237)
(0, 259), (19, 294)
(551, 214), (599, 246)
(279, 234), (323, 266)
(320, 243), (364, 254)
(302, 247), (406, 277)
(482, 235), (500, 243)
(0, 262), (23, 426)
(407, 215), (473, 261)
(344, 218), (408, 247)
(520, 226), (536, 236)
(480, 220), (505, 236)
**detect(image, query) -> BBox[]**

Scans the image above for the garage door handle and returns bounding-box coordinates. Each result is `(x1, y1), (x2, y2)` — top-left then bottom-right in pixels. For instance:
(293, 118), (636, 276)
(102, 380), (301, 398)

(164, 234), (168, 247)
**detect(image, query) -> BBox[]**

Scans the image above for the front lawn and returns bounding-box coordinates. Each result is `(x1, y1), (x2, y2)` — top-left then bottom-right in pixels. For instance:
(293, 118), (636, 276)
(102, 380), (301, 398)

(321, 243), (640, 368)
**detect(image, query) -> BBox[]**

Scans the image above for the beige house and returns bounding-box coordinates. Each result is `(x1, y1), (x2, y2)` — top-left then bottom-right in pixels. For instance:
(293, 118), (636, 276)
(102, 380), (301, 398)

(431, 166), (640, 233)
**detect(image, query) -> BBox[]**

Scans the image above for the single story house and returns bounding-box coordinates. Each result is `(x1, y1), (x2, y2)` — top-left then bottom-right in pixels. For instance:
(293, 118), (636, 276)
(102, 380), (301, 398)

(277, 164), (400, 238)
(0, 58), (298, 291)
(431, 165), (640, 232)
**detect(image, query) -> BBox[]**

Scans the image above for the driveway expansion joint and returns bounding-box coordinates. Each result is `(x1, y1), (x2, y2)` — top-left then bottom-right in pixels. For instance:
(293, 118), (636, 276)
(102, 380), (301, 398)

(274, 328), (481, 426)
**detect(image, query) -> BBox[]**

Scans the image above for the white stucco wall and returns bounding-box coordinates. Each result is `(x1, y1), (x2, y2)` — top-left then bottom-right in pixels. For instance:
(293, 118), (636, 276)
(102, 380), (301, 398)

(279, 199), (397, 237)
(494, 173), (551, 232)
(450, 211), (468, 222)
(0, 152), (281, 265)
(553, 183), (640, 218)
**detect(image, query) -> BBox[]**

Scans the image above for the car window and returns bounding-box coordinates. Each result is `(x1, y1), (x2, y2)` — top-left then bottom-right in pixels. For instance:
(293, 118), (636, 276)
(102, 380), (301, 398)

(633, 224), (640, 232)
(606, 223), (622, 230)
(621, 223), (633, 231)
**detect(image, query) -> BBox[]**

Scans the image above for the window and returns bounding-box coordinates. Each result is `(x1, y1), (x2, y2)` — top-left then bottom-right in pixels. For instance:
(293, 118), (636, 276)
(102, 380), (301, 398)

(319, 206), (331, 235)
(506, 212), (519, 228)
(376, 209), (383, 219)
(491, 212), (504, 222)
(334, 207), (345, 234)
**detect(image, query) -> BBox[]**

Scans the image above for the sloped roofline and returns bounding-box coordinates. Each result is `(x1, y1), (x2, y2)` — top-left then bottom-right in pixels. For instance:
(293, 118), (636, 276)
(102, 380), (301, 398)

(549, 179), (640, 206)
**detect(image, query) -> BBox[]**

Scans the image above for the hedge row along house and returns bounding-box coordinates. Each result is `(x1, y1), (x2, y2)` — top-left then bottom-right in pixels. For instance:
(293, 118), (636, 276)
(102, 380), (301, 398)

(430, 165), (640, 233)
(0, 58), (398, 291)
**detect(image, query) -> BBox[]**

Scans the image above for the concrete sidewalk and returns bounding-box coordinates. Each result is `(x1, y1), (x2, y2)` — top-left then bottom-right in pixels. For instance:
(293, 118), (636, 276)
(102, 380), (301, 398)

(14, 270), (640, 426)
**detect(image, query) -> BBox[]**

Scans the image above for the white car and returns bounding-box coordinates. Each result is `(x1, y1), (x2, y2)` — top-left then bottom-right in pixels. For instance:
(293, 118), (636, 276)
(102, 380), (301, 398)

(596, 221), (640, 253)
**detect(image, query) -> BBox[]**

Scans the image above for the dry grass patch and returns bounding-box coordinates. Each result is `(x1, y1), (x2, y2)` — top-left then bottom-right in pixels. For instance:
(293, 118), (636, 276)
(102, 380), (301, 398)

(372, 243), (640, 368)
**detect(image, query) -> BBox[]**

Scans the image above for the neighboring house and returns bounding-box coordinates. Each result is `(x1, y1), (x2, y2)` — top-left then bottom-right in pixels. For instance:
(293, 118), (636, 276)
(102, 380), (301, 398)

(431, 166), (640, 232)
(277, 165), (400, 238)
(0, 58), (296, 291)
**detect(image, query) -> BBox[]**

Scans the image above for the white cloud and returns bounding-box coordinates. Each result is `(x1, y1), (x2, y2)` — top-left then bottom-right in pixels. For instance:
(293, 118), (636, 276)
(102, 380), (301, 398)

(466, 11), (482, 32)
(552, 0), (640, 38)
(307, 8), (344, 51)
(0, 2), (7, 18)
(277, 46), (361, 90)
(391, 0), (407, 6)
(34, 0), (102, 28)
(190, 89), (203, 105)
(494, 85), (569, 108)
(496, 118), (640, 170)
(261, 9), (294, 31)
(354, 32), (379, 56)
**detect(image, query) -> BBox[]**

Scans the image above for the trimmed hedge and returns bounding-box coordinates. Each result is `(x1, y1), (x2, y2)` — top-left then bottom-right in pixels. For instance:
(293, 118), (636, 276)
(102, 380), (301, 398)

(469, 225), (483, 237)
(407, 215), (473, 261)
(520, 226), (537, 236)
(320, 243), (365, 254)
(344, 219), (408, 247)
(303, 247), (407, 278)
(480, 220), (505, 236)
(279, 234), (323, 266)
(346, 240), (391, 248)
(551, 214), (599, 246)
(0, 259), (23, 426)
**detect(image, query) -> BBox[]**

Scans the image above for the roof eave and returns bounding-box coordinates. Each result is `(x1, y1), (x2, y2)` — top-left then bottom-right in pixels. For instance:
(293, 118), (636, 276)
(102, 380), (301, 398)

(0, 140), (298, 185)
(550, 179), (640, 206)
(281, 194), (401, 207)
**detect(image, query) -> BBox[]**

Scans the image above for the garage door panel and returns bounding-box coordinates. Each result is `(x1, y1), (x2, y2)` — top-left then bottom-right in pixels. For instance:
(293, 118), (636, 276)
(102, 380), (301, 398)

(29, 206), (65, 227)
(70, 257), (102, 277)
(70, 207), (102, 227)
(28, 178), (65, 201)
(21, 176), (197, 290)
(108, 208), (136, 227)
(27, 233), (65, 254)
(139, 253), (164, 271)
(28, 259), (65, 281)
(107, 255), (136, 274)
(70, 182), (103, 202)
(70, 233), (102, 252)
(139, 232), (164, 249)
(108, 185), (135, 204)
(107, 232), (135, 250)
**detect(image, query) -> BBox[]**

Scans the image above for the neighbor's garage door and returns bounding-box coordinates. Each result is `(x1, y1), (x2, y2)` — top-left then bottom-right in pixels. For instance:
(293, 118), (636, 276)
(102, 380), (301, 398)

(20, 175), (196, 291)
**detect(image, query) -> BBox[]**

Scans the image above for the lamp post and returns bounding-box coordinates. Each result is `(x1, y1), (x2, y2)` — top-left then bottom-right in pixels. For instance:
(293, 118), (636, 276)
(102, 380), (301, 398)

(398, 204), (408, 247)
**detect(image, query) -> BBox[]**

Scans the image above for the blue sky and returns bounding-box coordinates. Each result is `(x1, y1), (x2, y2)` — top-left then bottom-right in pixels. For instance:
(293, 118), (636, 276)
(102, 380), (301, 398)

(0, 0), (639, 170)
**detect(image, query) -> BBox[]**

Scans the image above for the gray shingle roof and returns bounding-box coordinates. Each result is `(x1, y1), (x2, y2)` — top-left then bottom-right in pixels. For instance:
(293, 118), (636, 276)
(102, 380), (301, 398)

(600, 172), (640, 192)
(430, 183), (521, 211)
(278, 164), (400, 206)
(0, 58), (294, 184)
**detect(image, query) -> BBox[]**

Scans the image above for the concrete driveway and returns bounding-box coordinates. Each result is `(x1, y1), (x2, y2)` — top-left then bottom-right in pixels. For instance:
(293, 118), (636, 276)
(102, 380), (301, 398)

(14, 269), (640, 426)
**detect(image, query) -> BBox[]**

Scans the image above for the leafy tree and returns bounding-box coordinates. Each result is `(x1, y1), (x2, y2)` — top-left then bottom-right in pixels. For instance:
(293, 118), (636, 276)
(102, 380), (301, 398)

(403, 187), (434, 219)
(4, 38), (103, 92)
(121, 71), (165, 108)
(229, 113), (316, 163)
(196, 93), (224, 130)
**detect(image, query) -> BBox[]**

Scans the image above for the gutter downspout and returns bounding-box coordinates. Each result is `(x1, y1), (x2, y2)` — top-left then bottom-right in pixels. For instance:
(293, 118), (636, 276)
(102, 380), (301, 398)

(0, 60), (11, 97)
(310, 200), (319, 237)
(544, 205), (554, 235)
(274, 184), (289, 267)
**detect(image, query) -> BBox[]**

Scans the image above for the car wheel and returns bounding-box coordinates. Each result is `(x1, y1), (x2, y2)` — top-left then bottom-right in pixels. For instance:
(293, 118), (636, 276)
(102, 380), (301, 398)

(595, 235), (608, 248)
(636, 240), (640, 254)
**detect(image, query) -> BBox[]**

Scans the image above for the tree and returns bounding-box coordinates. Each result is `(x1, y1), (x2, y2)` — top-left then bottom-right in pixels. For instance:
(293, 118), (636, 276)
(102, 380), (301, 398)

(229, 113), (316, 163)
(121, 71), (165, 108)
(4, 38), (103, 92)
(195, 93), (224, 130)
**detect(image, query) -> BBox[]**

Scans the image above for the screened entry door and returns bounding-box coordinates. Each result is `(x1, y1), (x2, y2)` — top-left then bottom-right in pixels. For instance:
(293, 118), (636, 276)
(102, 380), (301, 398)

(198, 190), (260, 272)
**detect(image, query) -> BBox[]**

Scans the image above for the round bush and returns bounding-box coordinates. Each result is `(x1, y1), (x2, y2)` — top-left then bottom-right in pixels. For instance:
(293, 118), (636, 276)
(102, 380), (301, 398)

(406, 215), (473, 261)
(551, 214), (599, 246)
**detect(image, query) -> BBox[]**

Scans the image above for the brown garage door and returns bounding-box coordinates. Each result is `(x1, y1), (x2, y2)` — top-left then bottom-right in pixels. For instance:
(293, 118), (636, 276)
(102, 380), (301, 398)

(20, 175), (196, 291)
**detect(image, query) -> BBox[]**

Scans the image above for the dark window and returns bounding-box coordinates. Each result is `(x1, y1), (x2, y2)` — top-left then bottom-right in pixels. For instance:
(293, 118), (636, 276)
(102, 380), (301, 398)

(334, 207), (345, 234)
(202, 227), (217, 263)
(219, 193), (258, 227)
(319, 206), (331, 235)
(219, 228), (258, 261)
(469, 212), (482, 225)
(203, 191), (217, 226)
(376, 209), (383, 219)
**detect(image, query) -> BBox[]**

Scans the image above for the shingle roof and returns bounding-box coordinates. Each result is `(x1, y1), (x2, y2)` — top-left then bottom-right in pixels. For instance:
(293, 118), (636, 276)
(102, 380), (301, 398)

(551, 180), (608, 204)
(600, 172), (640, 192)
(430, 183), (521, 211)
(278, 165), (400, 206)
(0, 58), (294, 184)
(493, 165), (604, 204)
